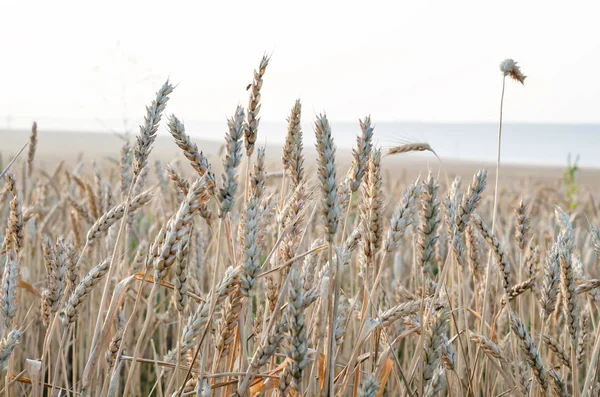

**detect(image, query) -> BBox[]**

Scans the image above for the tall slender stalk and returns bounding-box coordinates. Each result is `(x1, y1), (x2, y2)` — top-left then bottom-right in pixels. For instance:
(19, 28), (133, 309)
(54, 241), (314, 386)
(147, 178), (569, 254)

(479, 75), (505, 334)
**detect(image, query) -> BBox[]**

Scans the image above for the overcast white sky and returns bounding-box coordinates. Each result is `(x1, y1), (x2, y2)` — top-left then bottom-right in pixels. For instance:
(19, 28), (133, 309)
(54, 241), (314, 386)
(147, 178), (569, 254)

(2, 0), (600, 127)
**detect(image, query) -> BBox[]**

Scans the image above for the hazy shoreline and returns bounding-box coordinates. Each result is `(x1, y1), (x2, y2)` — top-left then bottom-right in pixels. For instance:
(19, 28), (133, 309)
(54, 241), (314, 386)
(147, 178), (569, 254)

(4, 118), (600, 168)
(2, 128), (599, 186)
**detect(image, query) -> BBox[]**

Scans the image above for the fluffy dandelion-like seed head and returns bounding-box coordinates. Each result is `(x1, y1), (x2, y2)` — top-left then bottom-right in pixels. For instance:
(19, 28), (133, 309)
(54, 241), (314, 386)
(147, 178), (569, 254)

(499, 58), (526, 84)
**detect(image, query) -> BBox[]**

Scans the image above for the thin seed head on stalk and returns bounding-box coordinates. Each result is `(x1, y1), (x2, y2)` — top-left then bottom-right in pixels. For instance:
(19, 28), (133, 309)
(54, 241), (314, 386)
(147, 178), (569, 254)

(542, 334), (570, 368)
(86, 188), (154, 245)
(576, 279), (600, 295)
(441, 334), (456, 371)
(1, 261), (19, 329)
(385, 179), (421, 252)
(540, 242), (560, 319)
(506, 277), (535, 301)
(591, 226), (600, 257)
(175, 266), (239, 358)
(61, 256), (111, 324)
(93, 160), (105, 213)
(424, 366), (446, 397)
(578, 310), (589, 366)
(282, 100), (304, 186)
(472, 213), (512, 292)
(119, 141), (132, 197)
(249, 147), (266, 198)
(245, 55), (269, 156)
(469, 331), (506, 362)
(27, 121), (37, 177)
(334, 295), (351, 345)
(133, 80), (174, 177)
(84, 181), (100, 220)
(1, 173), (23, 256)
(106, 325), (124, 371)
(155, 177), (211, 280)
(558, 239), (579, 342)
(287, 267), (307, 392)
(456, 169), (487, 232)
(166, 163), (190, 199)
(315, 113), (339, 243)
(524, 243), (539, 278)
(166, 115), (213, 183)
(278, 364), (292, 397)
(215, 288), (242, 358)
(379, 298), (427, 328)
(133, 162), (149, 198)
(41, 237), (67, 326)
(548, 370), (569, 397)
(64, 237), (78, 289)
(349, 116), (374, 192)
(360, 148), (384, 258)
(174, 232), (191, 312)
(0, 329), (22, 371)
(417, 173), (441, 273)
(219, 106), (245, 217)
(386, 142), (435, 156)
(239, 195), (263, 296)
(423, 309), (448, 384)
(554, 206), (573, 247)
(358, 373), (379, 397)
(514, 199), (530, 250)
(510, 312), (548, 391)
(278, 181), (307, 276)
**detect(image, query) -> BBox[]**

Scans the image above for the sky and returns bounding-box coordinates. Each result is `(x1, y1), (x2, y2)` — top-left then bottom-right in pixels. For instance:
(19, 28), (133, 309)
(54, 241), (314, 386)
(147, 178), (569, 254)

(1, 0), (600, 131)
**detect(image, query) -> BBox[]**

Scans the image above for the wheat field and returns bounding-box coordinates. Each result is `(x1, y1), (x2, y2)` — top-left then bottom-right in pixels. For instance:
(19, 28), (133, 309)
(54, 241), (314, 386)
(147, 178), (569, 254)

(0, 57), (599, 397)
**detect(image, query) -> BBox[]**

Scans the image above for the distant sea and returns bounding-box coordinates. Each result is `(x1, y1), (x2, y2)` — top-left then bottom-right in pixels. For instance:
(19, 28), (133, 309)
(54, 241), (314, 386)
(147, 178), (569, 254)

(5, 118), (600, 168)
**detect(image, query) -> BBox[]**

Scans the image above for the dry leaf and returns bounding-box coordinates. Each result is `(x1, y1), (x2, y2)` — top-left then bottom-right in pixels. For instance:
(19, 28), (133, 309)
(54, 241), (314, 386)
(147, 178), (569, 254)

(376, 358), (393, 397)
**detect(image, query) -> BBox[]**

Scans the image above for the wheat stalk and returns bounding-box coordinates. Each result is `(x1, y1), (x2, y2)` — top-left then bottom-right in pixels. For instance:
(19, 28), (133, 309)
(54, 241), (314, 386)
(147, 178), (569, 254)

(385, 142), (435, 156)
(133, 80), (174, 177)
(510, 312), (548, 393)
(26, 121), (37, 178)
(282, 100), (304, 187)
(60, 256), (111, 324)
(218, 106), (245, 217)
(245, 55), (269, 156)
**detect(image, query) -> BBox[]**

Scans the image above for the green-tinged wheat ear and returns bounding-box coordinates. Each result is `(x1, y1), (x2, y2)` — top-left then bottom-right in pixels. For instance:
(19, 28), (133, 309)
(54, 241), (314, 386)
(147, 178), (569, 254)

(314, 114), (339, 243)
